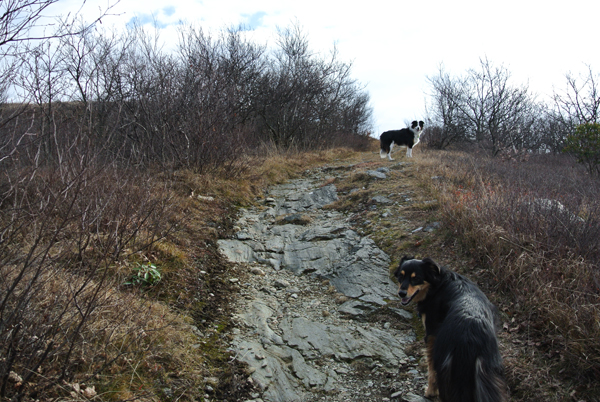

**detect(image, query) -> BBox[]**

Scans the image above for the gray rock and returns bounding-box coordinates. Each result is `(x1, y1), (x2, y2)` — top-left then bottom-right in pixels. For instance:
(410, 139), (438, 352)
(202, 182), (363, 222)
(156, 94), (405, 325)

(338, 300), (377, 319)
(423, 222), (441, 232)
(239, 300), (284, 345)
(276, 185), (338, 215)
(217, 240), (257, 263)
(236, 341), (305, 402)
(401, 392), (432, 402)
(225, 170), (426, 401)
(280, 316), (410, 370)
(367, 170), (387, 179)
(273, 279), (290, 289)
(372, 195), (393, 204)
(389, 307), (414, 322)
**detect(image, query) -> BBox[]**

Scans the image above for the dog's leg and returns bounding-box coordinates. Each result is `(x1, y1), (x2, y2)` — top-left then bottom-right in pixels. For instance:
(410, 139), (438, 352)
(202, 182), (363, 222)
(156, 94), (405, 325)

(407, 146), (412, 158)
(424, 336), (439, 398)
(380, 149), (387, 159)
(388, 143), (395, 161)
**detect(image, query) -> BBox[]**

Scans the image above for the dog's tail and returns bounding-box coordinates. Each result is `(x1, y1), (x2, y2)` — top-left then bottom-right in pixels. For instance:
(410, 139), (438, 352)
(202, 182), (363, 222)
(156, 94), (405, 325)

(474, 357), (508, 402)
(437, 351), (507, 402)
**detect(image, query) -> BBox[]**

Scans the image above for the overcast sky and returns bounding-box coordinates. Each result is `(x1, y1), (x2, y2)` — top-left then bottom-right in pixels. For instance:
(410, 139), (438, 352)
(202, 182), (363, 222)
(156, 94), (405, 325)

(51, 0), (599, 134)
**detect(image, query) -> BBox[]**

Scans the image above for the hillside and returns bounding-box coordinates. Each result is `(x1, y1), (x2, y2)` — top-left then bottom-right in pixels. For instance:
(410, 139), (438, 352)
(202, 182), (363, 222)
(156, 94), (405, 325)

(2, 143), (599, 401)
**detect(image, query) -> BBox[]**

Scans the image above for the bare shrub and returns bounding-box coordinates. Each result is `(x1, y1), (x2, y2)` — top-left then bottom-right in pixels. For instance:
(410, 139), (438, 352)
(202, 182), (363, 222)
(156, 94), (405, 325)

(1, 4), (374, 398)
(0, 122), (178, 399)
(426, 60), (539, 155)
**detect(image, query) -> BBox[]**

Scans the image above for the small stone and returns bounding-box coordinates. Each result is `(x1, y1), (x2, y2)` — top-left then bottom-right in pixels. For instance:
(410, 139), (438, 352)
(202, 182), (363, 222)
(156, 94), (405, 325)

(278, 213), (312, 225)
(237, 232), (253, 240)
(82, 386), (97, 398)
(250, 267), (266, 276)
(8, 371), (22, 383)
(372, 195), (393, 204)
(273, 279), (290, 288)
(367, 170), (387, 179)
(205, 377), (219, 386)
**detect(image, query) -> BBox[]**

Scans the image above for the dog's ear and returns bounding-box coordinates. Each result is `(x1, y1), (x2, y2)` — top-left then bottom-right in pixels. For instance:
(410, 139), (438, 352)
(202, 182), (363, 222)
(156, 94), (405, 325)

(393, 255), (414, 279)
(421, 257), (441, 281)
(419, 120), (424, 128)
(411, 121), (418, 128)
(399, 255), (414, 266)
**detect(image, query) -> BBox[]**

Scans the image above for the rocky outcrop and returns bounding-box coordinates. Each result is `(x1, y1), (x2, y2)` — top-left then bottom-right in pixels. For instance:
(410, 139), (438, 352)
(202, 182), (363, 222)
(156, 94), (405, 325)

(220, 165), (430, 402)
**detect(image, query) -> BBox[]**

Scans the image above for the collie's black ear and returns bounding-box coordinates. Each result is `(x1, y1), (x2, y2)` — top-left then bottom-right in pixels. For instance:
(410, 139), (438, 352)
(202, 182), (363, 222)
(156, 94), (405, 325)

(419, 120), (424, 128)
(411, 120), (418, 128)
(421, 257), (441, 280)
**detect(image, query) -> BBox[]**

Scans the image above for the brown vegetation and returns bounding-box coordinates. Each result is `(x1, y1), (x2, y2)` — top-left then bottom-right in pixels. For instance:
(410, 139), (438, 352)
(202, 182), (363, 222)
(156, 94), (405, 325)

(417, 149), (600, 401)
(1, 6), (373, 398)
(0, 136), (362, 401)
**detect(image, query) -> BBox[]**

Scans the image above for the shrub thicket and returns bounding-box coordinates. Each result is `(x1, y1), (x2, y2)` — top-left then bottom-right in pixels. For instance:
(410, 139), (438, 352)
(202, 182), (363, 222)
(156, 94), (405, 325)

(563, 122), (600, 175)
(0, 6), (372, 399)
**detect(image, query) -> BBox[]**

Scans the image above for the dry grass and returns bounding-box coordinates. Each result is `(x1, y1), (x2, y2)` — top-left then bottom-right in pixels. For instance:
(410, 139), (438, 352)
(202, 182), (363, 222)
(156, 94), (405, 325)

(0, 144), (367, 401)
(416, 148), (600, 401)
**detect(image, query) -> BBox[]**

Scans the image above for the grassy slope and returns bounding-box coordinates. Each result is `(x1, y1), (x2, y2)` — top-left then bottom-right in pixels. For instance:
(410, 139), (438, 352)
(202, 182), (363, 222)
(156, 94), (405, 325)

(320, 144), (598, 402)
(32, 143), (597, 401)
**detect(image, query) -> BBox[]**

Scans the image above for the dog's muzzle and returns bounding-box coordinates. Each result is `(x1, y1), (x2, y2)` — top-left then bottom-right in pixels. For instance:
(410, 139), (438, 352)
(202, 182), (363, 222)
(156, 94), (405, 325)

(399, 288), (418, 305)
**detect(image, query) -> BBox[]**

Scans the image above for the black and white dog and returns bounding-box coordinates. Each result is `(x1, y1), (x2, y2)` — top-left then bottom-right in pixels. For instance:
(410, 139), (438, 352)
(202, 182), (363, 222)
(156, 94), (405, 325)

(379, 120), (424, 160)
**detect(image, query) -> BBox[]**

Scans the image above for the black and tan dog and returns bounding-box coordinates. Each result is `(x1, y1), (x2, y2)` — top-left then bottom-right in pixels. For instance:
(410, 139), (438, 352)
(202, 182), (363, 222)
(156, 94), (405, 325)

(393, 256), (507, 402)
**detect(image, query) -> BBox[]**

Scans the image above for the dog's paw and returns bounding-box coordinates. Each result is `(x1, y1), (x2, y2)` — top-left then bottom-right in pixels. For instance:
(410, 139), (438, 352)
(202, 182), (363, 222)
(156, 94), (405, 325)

(425, 386), (439, 398)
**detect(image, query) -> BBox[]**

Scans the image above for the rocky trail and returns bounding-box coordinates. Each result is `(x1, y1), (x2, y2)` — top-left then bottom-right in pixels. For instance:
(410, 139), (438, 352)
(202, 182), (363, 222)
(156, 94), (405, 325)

(218, 160), (436, 402)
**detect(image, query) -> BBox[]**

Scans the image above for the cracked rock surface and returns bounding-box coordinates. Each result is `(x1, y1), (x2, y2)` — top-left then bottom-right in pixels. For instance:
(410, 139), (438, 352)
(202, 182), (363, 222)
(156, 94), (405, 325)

(219, 165), (431, 402)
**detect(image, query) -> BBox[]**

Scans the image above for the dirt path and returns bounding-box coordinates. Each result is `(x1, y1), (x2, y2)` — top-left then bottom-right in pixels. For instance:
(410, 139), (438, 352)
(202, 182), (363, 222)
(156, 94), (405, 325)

(219, 153), (442, 402)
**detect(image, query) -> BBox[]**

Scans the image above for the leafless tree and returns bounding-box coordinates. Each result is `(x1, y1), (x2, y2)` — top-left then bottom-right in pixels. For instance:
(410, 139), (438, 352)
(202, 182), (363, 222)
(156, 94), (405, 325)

(0, 0), (118, 53)
(256, 23), (372, 149)
(553, 65), (600, 126)
(427, 59), (538, 155)
(426, 66), (471, 148)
